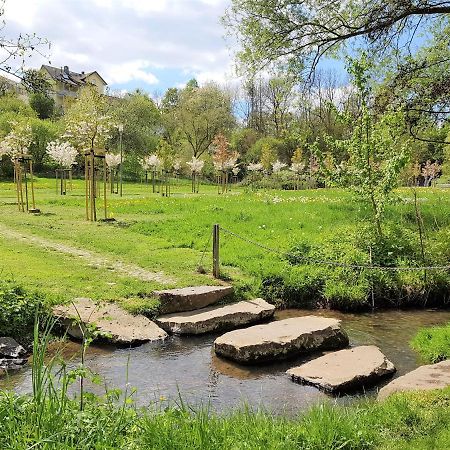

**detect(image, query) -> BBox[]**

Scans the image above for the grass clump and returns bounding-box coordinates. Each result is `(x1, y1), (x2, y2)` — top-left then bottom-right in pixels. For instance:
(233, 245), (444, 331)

(411, 322), (450, 363)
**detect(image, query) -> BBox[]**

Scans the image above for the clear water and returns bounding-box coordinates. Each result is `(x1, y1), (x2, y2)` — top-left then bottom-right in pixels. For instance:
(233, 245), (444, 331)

(2, 309), (449, 414)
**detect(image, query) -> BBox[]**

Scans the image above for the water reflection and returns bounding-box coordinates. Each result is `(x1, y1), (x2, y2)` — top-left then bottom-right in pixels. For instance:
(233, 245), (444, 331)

(1, 309), (449, 414)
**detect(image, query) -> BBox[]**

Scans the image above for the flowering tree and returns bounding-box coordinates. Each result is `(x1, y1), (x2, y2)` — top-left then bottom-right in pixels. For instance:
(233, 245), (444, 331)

(186, 156), (204, 193)
(47, 140), (78, 195)
(105, 153), (121, 194)
(140, 154), (161, 193)
(47, 140), (78, 168)
(64, 87), (115, 221)
(2, 121), (35, 211)
(272, 160), (287, 173)
(157, 139), (176, 196)
(422, 160), (441, 186)
(212, 133), (239, 194)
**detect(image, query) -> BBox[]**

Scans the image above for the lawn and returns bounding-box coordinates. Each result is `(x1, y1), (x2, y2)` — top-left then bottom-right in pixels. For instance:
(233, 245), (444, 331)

(0, 176), (449, 312)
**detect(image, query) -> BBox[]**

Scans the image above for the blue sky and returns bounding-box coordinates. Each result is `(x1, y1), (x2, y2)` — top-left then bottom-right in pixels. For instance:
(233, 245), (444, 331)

(3, 0), (239, 94)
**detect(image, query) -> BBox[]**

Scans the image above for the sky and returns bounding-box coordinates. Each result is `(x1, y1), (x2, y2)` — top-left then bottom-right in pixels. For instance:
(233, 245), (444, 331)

(2, 0), (238, 94)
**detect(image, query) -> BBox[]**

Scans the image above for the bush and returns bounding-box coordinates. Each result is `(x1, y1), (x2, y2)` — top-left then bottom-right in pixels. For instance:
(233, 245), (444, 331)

(0, 280), (45, 342)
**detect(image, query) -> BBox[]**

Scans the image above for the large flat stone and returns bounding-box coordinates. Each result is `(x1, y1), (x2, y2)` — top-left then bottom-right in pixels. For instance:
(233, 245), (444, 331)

(214, 316), (349, 363)
(155, 298), (275, 335)
(53, 298), (168, 345)
(156, 285), (233, 314)
(287, 345), (395, 393)
(378, 360), (450, 400)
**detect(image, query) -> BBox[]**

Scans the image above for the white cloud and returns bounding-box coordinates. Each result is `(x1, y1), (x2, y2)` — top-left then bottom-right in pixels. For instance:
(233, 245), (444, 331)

(1, 0), (236, 88)
(104, 60), (159, 85)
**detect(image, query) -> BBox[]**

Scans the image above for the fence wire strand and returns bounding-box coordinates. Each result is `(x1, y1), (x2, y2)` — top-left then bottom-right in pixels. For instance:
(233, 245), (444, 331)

(219, 226), (450, 272)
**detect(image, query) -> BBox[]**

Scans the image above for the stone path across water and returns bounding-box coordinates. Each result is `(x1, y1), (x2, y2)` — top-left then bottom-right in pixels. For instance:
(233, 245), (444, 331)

(378, 360), (450, 400)
(287, 345), (396, 393)
(156, 298), (275, 335)
(53, 298), (168, 344)
(214, 316), (349, 363)
(0, 223), (174, 284)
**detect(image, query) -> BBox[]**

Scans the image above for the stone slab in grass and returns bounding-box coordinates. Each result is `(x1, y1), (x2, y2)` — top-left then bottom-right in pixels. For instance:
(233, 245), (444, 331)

(214, 316), (349, 364)
(155, 298), (275, 335)
(378, 360), (450, 400)
(155, 285), (233, 314)
(53, 298), (168, 345)
(287, 345), (396, 393)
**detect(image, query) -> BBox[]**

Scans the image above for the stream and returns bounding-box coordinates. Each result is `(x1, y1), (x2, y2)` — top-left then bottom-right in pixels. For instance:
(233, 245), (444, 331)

(2, 309), (449, 414)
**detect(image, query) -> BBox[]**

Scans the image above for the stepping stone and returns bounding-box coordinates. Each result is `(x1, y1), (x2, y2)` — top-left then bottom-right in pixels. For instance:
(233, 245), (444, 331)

(53, 298), (168, 345)
(155, 298), (275, 335)
(378, 360), (450, 400)
(287, 345), (396, 393)
(155, 285), (233, 314)
(214, 316), (349, 364)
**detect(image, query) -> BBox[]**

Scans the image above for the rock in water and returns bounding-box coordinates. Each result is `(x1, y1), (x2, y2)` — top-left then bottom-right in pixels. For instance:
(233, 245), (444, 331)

(287, 345), (396, 393)
(156, 298), (275, 335)
(155, 285), (233, 314)
(378, 360), (450, 400)
(53, 298), (168, 345)
(0, 337), (26, 358)
(214, 316), (349, 363)
(0, 337), (27, 376)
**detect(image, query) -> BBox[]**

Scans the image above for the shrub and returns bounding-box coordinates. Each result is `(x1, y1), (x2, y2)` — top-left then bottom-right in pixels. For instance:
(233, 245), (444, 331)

(0, 280), (45, 342)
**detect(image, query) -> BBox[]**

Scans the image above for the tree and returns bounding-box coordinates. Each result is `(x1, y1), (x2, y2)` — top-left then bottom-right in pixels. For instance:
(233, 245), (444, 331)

(29, 93), (55, 119)
(64, 86), (115, 152)
(111, 90), (162, 175)
(327, 58), (409, 237)
(0, 1), (49, 79)
(225, 1), (450, 73)
(168, 83), (235, 158)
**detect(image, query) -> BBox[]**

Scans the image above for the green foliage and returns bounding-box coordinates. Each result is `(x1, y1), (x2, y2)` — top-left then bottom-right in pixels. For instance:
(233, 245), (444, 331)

(29, 92), (55, 119)
(326, 57), (408, 236)
(411, 322), (450, 363)
(0, 280), (44, 341)
(163, 83), (235, 158)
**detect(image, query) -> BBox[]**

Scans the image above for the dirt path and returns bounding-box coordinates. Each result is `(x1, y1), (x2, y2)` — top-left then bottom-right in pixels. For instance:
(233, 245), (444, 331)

(0, 223), (175, 285)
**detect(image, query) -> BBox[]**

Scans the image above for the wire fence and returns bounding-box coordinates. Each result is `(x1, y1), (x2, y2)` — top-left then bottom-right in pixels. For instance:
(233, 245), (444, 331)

(200, 225), (450, 273)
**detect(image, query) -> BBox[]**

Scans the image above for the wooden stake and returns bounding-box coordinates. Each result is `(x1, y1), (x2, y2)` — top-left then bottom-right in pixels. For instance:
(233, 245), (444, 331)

(213, 224), (220, 278)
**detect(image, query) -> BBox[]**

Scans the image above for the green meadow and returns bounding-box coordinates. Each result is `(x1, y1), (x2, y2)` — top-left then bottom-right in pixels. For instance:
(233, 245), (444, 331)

(0, 177), (449, 313)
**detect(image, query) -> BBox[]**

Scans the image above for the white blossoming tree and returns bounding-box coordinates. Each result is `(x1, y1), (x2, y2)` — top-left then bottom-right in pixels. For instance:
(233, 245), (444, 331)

(64, 87), (115, 221)
(2, 121), (37, 212)
(140, 154), (161, 193)
(105, 153), (122, 194)
(46, 140), (78, 195)
(186, 156), (204, 193)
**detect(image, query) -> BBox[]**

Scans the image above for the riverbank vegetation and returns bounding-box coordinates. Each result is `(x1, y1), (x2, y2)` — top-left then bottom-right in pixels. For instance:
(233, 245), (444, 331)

(412, 322), (450, 363)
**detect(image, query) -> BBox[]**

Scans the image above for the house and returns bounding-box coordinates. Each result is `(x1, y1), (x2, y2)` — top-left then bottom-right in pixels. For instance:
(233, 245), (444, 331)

(39, 65), (108, 111)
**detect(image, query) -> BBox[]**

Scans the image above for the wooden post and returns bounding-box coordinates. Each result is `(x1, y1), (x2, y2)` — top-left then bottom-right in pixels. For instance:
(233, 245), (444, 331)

(103, 157), (107, 219)
(213, 223), (220, 278)
(85, 155), (89, 220)
(369, 246), (375, 311)
(29, 159), (36, 210)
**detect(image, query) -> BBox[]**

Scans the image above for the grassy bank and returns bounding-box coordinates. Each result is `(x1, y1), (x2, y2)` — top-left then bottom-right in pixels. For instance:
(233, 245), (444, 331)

(1, 378), (449, 449)
(412, 322), (450, 363)
(0, 177), (449, 312)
